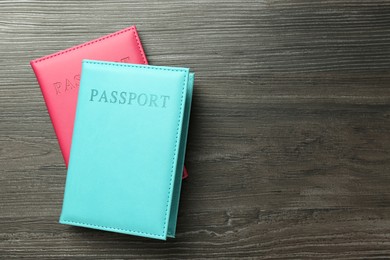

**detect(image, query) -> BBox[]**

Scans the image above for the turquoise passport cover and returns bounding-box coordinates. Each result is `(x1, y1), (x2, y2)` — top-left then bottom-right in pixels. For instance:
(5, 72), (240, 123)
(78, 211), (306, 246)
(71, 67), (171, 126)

(59, 60), (194, 240)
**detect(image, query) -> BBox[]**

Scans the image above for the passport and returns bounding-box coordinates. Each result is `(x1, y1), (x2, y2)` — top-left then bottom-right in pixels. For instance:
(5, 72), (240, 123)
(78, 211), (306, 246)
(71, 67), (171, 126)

(59, 60), (194, 240)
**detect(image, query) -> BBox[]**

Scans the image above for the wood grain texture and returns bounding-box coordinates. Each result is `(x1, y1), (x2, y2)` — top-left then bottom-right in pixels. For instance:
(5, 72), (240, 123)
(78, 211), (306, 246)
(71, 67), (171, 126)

(1, 0), (390, 258)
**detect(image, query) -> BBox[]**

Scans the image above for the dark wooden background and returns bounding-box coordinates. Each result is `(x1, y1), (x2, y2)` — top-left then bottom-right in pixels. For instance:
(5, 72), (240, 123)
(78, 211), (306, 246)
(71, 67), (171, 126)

(1, 0), (390, 258)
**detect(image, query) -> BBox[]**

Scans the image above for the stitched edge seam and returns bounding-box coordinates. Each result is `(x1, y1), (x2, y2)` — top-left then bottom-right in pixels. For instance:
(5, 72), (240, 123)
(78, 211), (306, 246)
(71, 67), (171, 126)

(163, 68), (186, 237)
(31, 27), (142, 64)
(61, 220), (163, 238)
(83, 61), (186, 72)
(131, 29), (147, 64)
(63, 61), (187, 238)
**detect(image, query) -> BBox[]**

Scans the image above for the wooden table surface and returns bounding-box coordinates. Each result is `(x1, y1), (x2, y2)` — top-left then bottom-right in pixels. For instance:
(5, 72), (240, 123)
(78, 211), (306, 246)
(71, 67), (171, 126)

(1, 1), (389, 258)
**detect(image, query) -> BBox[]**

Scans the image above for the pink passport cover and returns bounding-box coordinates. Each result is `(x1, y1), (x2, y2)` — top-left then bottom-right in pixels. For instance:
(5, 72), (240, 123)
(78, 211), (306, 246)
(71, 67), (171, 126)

(30, 26), (188, 178)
